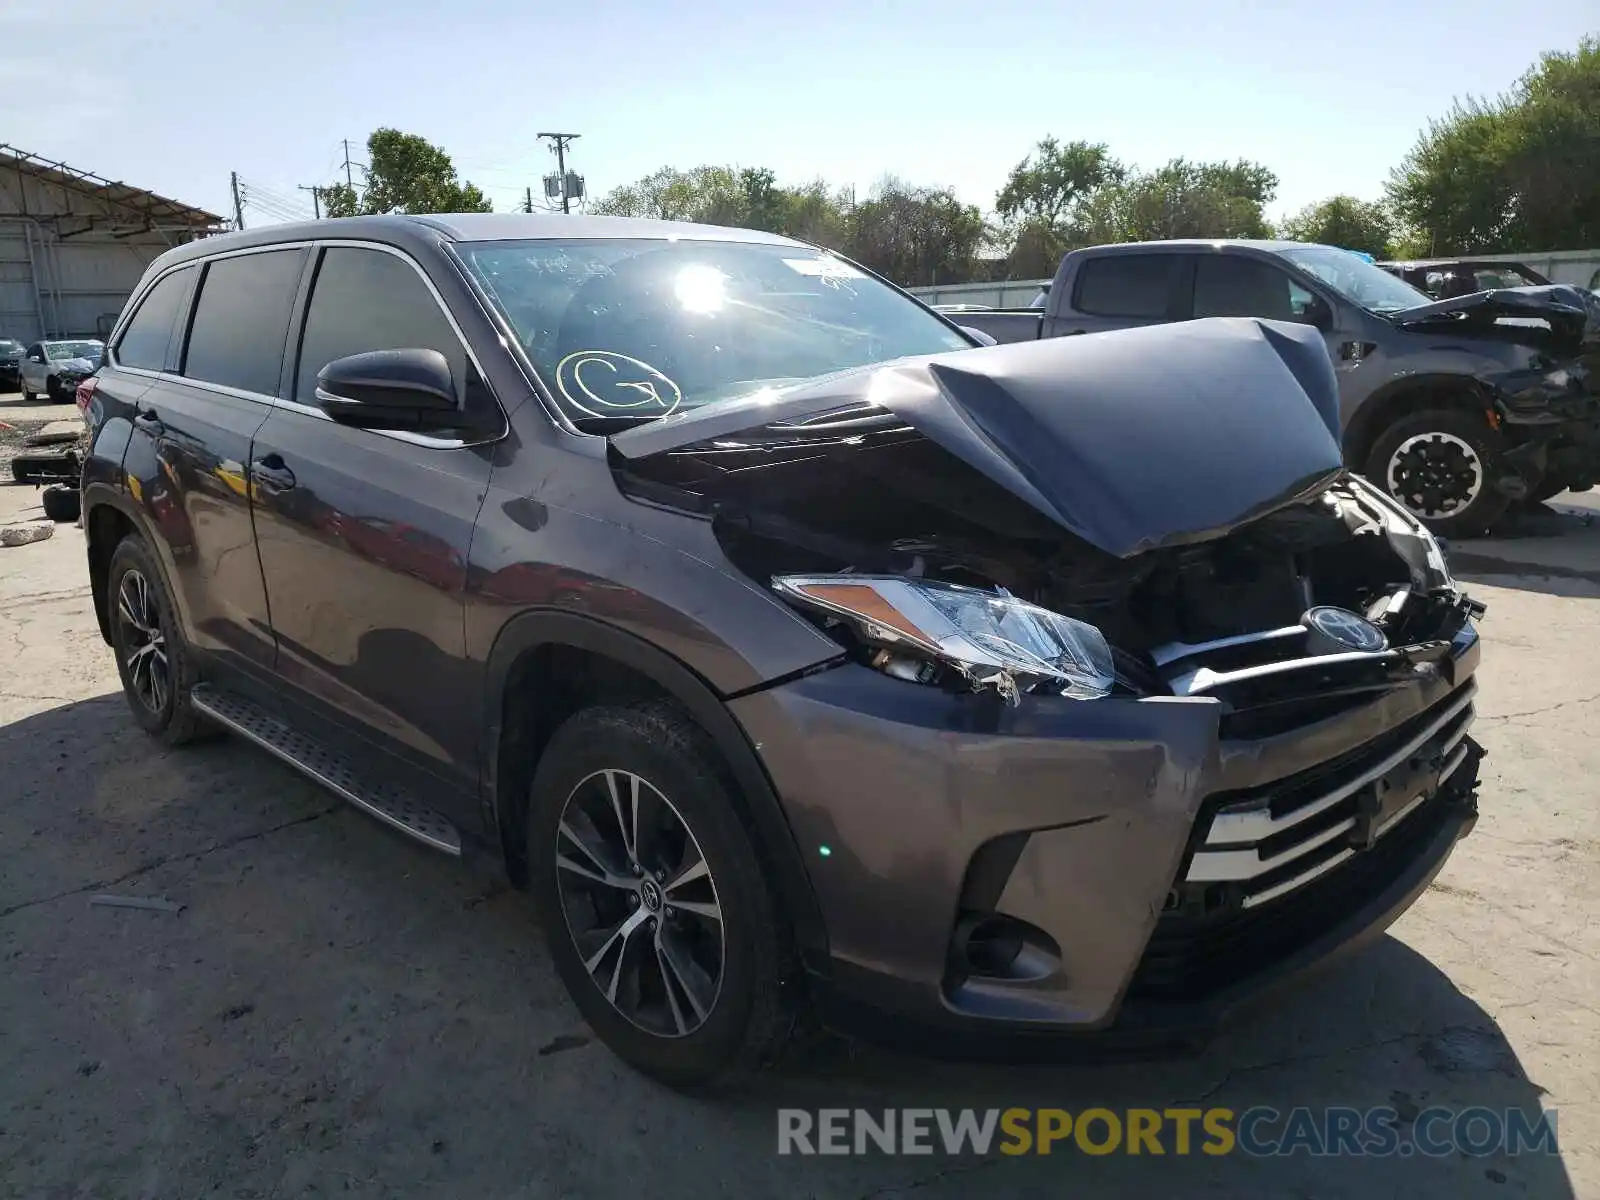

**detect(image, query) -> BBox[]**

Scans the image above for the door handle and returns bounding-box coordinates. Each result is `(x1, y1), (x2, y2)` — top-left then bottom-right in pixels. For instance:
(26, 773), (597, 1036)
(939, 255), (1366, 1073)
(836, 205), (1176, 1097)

(133, 406), (164, 431)
(251, 453), (296, 492)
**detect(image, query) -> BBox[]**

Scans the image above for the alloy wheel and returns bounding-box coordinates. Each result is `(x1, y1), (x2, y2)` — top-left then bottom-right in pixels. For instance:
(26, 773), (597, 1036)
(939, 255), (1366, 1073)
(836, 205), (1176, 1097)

(1385, 431), (1484, 520)
(554, 769), (724, 1038)
(116, 569), (169, 714)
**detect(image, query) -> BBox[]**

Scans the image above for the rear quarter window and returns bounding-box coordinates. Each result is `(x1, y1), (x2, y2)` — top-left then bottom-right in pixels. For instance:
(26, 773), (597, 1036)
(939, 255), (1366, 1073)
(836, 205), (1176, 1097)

(115, 267), (194, 371)
(182, 249), (306, 396)
(1073, 255), (1175, 318)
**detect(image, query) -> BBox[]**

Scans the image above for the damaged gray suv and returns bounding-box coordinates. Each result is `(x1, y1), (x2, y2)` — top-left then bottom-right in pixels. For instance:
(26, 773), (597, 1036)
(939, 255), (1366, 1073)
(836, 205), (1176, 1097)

(81, 215), (1485, 1086)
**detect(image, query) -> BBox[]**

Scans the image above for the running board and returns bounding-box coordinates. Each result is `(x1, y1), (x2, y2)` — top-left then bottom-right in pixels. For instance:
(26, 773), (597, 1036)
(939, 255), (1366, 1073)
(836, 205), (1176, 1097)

(190, 685), (463, 856)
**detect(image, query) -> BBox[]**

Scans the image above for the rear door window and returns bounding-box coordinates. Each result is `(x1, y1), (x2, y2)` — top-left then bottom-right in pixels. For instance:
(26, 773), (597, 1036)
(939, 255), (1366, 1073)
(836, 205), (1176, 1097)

(115, 267), (194, 371)
(1073, 255), (1176, 318)
(182, 249), (305, 396)
(293, 246), (468, 405)
(1191, 256), (1299, 321)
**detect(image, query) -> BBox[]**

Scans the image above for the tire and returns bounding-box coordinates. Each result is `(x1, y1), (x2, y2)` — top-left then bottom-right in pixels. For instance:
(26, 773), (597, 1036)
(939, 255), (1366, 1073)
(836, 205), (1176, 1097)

(106, 535), (210, 745)
(526, 700), (798, 1088)
(1364, 408), (1510, 539)
(44, 375), (60, 402)
(10, 453), (74, 485)
(18, 382), (33, 401)
(41, 484), (79, 523)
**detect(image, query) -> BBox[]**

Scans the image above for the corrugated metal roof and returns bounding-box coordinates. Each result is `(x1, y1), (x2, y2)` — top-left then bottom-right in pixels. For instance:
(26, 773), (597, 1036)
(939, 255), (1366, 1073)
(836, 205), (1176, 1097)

(0, 144), (224, 233)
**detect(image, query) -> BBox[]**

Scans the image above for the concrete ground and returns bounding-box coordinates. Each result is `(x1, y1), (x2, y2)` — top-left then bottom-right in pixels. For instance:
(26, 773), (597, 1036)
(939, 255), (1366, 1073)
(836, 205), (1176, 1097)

(0, 478), (1596, 1199)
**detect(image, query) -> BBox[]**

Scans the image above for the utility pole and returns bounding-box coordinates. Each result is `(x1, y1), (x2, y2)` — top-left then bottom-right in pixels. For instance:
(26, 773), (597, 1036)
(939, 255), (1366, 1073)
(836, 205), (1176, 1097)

(343, 139), (355, 188)
(537, 132), (581, 213)
(298, 185), (322, 220)
(230, 171), (245, 231)
(524, 186), (533, 214)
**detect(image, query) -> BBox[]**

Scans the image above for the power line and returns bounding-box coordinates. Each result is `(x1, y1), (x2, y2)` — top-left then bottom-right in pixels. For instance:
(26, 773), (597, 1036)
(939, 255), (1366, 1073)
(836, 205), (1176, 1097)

(298, 185), (323, 219)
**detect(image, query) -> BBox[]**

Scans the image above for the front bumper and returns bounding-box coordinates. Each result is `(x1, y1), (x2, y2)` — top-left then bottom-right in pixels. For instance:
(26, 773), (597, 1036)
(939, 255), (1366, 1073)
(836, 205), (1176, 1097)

(731, 622), (1481, 1053)
(1498, 368), (1600, 492)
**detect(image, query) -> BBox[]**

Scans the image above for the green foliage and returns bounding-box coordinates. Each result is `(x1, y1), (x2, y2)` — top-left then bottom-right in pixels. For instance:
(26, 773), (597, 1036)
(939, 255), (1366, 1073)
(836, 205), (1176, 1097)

(326, 128), (491, 217)
(591, 166), (979, 283)
(1085, 158), (1279, 243)
(1388, 37), (1599, 253)
(1279, 195), (1396, 257)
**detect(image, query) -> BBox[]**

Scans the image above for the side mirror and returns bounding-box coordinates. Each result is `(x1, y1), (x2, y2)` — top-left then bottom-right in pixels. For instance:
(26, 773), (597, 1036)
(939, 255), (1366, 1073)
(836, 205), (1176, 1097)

(959, 325), (998, 347)
(27, 353), (43, 363)
(315, 349), (460, 429)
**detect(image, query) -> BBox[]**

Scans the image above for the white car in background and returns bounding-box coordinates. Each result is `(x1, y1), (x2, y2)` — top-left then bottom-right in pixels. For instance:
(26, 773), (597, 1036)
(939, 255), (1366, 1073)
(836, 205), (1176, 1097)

(17, 339), (103, 402)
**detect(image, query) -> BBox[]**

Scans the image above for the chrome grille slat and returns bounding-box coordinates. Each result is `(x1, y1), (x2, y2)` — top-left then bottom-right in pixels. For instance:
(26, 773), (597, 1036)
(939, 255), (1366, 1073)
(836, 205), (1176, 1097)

(1186, 816), (1357, 882)
(1202, 682), (1476, 846)
(1184, 682), (1476, 908)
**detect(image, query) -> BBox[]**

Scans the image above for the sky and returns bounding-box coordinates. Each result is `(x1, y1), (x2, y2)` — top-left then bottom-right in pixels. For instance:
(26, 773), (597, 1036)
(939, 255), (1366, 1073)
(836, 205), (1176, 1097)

(5, 0), (1594, 229)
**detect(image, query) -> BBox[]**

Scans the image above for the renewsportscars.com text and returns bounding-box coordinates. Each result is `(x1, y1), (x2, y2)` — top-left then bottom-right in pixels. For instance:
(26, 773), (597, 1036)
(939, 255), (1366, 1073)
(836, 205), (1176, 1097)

(777, 1106), (1559, 1158)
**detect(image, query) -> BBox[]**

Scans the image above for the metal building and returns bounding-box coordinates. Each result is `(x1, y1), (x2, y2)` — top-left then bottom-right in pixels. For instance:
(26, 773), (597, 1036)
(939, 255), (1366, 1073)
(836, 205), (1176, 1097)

(0, 144), (224, 345)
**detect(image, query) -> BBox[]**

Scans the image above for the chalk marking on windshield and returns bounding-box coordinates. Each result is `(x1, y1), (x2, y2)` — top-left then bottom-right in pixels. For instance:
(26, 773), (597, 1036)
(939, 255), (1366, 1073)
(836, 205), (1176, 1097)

(555, 350), (683, 420)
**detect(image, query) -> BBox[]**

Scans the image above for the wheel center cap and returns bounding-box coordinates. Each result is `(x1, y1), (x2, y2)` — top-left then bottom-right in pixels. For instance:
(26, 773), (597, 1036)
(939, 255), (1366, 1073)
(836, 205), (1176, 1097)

(639, 877), (663, 913)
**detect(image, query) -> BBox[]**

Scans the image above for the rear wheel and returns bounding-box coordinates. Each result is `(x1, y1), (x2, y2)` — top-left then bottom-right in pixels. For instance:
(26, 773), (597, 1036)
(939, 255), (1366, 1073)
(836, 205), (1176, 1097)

(106, 536), (210, 745)
(525, 701), (797, 1088)
(1365, 408), (1510, 538)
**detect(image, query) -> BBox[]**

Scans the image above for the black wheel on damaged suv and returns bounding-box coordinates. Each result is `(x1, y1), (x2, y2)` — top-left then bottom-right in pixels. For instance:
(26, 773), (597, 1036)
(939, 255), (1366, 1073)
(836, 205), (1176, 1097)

(106, 537), (210, 746)
(526, 702), (797, 1087)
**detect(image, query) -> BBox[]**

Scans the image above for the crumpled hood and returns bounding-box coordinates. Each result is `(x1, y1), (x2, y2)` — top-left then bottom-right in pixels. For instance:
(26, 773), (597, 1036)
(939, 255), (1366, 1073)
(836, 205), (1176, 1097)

(1388, 284), (1600, 353)
(611, 317), (1346, 559)
(54, 357), (97, 376)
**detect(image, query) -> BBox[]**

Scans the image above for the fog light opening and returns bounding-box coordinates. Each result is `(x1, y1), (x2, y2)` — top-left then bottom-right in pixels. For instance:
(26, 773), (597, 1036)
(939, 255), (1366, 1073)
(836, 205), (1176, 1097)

(951, 912), (1061, 983)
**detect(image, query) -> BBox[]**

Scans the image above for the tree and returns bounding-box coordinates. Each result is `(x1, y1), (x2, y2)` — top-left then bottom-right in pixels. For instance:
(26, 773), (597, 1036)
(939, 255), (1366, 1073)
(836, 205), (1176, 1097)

(589, 166), (743, 223)
(996, 138), (1124, 231)
(1388, 37), (1600, 253)
(1085, 158), (1278, 243)
(324, 128), (491, 217)
(994, 138), (1124, 276)
(1279, 195), (1395, 257)
(846, 176), (985, 286)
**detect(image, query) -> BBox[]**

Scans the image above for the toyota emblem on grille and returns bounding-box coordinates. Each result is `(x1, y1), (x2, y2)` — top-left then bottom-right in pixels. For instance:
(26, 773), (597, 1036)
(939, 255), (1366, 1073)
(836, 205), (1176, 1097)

(1304, 606), (1388, 653)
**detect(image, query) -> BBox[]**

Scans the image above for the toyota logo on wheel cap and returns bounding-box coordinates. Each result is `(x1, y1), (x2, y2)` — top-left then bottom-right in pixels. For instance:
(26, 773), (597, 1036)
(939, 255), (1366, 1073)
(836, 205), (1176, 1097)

(1304, 606), (1388, 653)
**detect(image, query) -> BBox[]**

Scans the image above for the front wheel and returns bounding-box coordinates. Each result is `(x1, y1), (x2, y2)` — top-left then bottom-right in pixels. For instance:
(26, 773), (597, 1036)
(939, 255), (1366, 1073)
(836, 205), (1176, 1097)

(44, 375), (61, 402)
(1364, 408), (1510, 538)
(526, 701), (797, 1088)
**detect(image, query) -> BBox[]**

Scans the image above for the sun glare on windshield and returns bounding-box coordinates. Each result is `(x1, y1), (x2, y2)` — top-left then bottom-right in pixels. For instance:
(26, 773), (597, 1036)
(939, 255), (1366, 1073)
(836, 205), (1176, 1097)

(674, 264), (729, 314)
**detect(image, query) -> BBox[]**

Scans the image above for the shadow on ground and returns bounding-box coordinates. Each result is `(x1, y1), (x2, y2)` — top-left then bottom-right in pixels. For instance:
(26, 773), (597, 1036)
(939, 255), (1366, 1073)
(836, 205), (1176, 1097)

(0, 694), (1575, 1198)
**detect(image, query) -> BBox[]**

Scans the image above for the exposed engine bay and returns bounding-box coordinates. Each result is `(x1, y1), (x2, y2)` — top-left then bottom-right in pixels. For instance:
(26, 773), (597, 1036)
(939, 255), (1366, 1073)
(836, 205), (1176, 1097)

(606, 320), (1485, 720)
(612, 402), (1483, 718)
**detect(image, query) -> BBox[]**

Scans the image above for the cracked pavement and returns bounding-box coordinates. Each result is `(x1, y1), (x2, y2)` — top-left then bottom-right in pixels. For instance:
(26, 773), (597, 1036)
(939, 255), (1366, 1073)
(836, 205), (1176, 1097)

(1, 481), (1596, 1199)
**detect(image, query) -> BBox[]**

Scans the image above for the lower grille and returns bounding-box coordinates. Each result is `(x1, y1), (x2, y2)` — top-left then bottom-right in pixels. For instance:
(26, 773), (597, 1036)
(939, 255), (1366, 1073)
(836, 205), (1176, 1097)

(1126, 682), (1481, 1002)
(1184, 681), (1475, 909)
(1126, 783), (1464, 1001)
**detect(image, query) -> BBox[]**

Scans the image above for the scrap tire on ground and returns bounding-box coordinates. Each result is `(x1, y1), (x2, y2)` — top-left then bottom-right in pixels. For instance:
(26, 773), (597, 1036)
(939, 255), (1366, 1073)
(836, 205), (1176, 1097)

(9, 453), (75, 485)
(525, 700), (799, 1089)
(41, 485), (80, 523)
(1364, 408), (1511, 539)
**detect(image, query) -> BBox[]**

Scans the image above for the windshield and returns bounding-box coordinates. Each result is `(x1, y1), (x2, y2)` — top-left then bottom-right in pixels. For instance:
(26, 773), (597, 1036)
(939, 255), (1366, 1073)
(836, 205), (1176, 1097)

(457, 238), (971, 427)
(1277, 247), (1431, 315)
(0, 340), (21, 353)
(45, 340), (103, 361)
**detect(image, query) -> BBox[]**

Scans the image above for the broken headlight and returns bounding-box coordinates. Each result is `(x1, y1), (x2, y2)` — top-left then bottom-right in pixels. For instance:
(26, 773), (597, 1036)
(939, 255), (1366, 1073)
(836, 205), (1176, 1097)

(773, 575), (1115, 703)
(1346, 476), (1456, 591)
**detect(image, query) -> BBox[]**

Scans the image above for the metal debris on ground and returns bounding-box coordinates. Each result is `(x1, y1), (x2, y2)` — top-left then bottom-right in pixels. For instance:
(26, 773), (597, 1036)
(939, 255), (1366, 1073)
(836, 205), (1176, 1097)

(89, 894), (186, 914)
